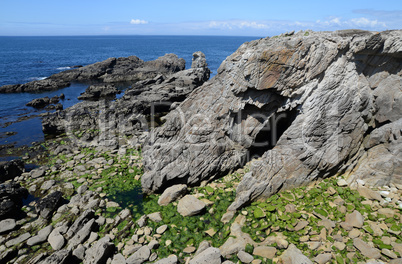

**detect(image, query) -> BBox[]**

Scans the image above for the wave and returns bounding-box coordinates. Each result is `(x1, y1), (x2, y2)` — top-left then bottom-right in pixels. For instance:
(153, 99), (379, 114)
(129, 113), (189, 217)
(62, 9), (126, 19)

(28, 77), (47, 81)
(56, 66), (71, 70)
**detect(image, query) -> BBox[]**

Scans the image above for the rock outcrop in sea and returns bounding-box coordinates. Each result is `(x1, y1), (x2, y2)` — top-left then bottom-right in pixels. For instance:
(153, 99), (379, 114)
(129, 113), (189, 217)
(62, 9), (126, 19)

(0, 53), (186, 93)
(41, 51), (210, 148)
(141, 30), (402, 212)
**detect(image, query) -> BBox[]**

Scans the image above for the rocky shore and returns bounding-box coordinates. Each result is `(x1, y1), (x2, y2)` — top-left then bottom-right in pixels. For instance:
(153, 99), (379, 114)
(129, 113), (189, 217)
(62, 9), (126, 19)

(0, 29), (401, 264)
(0, 139), (401, 264)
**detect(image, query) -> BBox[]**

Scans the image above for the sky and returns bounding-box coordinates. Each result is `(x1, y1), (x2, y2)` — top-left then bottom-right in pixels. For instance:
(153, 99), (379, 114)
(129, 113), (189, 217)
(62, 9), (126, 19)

(0, 0), (401, 36)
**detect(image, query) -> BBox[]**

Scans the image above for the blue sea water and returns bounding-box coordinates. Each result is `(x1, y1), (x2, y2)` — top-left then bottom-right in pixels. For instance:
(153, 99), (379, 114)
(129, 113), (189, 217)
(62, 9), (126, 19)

(0, 35), (259, 152)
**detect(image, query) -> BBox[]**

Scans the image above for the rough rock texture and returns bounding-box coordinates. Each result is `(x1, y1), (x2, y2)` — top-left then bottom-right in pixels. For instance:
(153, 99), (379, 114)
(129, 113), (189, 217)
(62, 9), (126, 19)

(78, 84), (121, 100)
(26, 97), (51, 108)
(42, 52), (210, 148)
(141, 30), (402, 209)
(0, 181), (28, 220)
(0, 54), (185, 93)
(35, 191), (63, 219)
(0, 159), (24, 183)
(84, 236), (115, 264)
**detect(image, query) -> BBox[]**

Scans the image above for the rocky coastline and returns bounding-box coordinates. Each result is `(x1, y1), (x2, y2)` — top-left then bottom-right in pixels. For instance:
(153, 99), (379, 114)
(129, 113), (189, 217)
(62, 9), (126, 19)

(0, 29), (401, 264)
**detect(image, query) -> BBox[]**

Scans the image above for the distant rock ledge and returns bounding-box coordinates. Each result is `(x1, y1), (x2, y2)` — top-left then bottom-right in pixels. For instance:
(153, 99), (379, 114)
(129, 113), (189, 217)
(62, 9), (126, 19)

(0, 53), (186, 93)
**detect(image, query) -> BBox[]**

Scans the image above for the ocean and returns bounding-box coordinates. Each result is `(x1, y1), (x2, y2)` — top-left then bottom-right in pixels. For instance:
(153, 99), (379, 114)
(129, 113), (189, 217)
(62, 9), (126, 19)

(0, 35), (259, 155)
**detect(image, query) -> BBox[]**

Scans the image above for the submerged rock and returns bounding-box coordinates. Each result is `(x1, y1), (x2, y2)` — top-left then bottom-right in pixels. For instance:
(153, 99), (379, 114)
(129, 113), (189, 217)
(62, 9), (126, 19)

(141, 30), (402, 209)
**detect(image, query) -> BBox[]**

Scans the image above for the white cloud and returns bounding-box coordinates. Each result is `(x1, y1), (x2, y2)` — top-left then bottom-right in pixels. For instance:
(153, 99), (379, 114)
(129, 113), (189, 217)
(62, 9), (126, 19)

(316, 16), (387, 29)
(130, 19), (148, 25)
(209, 20), (269, 30)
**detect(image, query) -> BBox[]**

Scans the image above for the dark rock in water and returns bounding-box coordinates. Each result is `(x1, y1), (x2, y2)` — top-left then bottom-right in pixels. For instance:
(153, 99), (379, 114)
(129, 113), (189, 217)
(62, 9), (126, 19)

(78, 84), (120, 100)
(35, 191), (63, 219)
(0, 54), (185, 93)
(55, 103), (63, 111)
(60, 93), (65, 100)
(141, 30), (402, 209)
(0, 79), (70, 93)
(41, 52), (210, 149)
(26, 97), (51, 108)
(50, 96), (60, 104)
(0, 159), (24, 183)
(0, 182), (28, 220)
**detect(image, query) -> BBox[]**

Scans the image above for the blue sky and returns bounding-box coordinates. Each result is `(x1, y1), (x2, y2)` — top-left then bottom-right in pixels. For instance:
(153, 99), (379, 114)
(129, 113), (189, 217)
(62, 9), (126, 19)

(0, 0), (401, 36)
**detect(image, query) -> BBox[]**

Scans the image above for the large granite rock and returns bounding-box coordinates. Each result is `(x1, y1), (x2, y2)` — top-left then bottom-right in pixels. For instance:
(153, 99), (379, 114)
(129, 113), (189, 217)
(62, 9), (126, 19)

(0, 53), (185, 93)
(0, 159), (24, 183)
(141, 30), (402, 210)
(0, 181), (28, 220)
(41, 52), (210, 148)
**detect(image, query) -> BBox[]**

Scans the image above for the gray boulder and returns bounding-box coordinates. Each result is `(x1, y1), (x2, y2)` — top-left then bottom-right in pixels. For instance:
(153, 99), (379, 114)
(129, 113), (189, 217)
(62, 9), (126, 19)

(189, 247), (221, 264)
(126, 245), (150, 264)
(177, 195), (206, 217)
(84, 236), (115, 264)
(158, 184), (187, 206)
(140, 30), (402, 209)
(40, 249), (72, 264)
(0, 218), (16, 234)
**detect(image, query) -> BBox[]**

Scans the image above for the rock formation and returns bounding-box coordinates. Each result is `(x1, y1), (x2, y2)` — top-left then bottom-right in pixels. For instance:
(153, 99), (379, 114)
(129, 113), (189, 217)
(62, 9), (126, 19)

(42, 52), (210, 148)
(141, 30), (402, 211)
(0, 53), (185, 93)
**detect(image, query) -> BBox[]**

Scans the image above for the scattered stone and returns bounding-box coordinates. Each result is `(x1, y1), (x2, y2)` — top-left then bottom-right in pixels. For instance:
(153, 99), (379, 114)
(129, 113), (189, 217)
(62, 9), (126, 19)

(357, 185), (383, 201)
(344, 210), (364, 228)
(294, 220), (309, 231)
(382, 248), (398, 259)
(353, 238), (381, 259)
(183, 246), (196, 253)
(378, 208), (395, 218)
(177, 195), (206, 217)
(333, 242), (346, 251)
(189, 247), (221, 264)
(195, 240), (211, 256)
(30, 168), (46, 179)
(41, 180), (56, 190)
(156, 225), (168, 235)
(41, 249), (71, 264)
(137, 215), (148, 228)
(313, 253), (332, 264)
(158, 184), (187, 206)
(147, 212), (162, 222)
(0, 218), (16, 233)
(48, 229), (65, 250)
(279, 244), (313, 264)
(205, 228), (217, 237)
(153, 255), (178, 264)
(126, 245), (150, 264)
(72, 244), (86, 260)
(69, 218), (95, 248)
(348, 228), (361, 239)
(221, 211), (236, 223)
(27, 225), (53, 246)
(237, 251), (253, 263)
(84, 236), (115, 264)
(253, 246), (277, 259)
(337, 179), (348, 187)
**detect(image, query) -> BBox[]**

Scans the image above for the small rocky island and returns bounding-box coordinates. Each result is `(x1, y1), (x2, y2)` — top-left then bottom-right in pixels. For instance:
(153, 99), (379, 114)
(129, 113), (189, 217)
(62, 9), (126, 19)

(0, 29), (401, 264)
